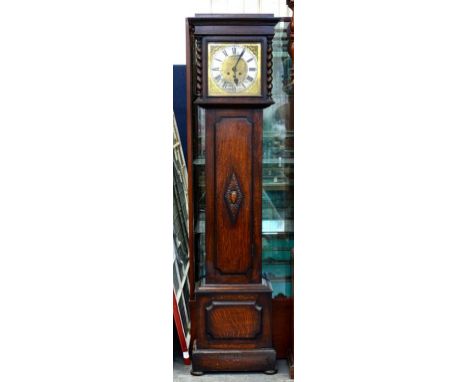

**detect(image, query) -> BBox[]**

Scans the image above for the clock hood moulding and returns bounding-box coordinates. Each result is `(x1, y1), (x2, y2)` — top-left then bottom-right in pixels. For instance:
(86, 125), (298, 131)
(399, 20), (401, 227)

(188, 14), (279, 107)
(188, 14), (280, 37)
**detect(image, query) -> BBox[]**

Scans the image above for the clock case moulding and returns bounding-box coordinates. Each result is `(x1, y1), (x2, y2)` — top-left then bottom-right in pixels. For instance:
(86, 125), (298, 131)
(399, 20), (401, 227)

(189, 14), (279, 108)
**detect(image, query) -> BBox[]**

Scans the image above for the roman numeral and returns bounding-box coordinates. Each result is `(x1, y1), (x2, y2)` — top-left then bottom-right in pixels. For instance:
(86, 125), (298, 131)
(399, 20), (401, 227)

(212, 67), (220, 71)
(248, 68), (256, 72)
(214, 75), (221, 81)
(247, 58), (253, 63)
(246, 75), (254, 82)
(232, 47), (236, 54)
(222, 49), (228, 56)
(222, 81), (228, 88)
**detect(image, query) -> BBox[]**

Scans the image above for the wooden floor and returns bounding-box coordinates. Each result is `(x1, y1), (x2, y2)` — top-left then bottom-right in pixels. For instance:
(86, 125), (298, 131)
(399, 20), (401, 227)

(173, 357), (293, 382)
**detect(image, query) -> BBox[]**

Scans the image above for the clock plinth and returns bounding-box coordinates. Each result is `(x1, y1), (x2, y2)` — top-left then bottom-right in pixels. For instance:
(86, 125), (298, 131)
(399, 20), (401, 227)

(186, 14), (280, 375)
(191, 279), (276, 374)
(192, 341), (277, 374)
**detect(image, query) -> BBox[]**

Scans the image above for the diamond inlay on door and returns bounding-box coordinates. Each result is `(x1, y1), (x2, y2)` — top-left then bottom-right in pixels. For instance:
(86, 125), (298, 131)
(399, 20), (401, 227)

(224, 172), (244, 223)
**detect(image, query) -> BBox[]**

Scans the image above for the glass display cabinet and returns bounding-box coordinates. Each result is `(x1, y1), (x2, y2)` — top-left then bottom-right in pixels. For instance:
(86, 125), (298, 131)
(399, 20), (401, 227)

(262, 21), (293, 300)
(186, 15), (293, 374)
(191, 20), (293, 302)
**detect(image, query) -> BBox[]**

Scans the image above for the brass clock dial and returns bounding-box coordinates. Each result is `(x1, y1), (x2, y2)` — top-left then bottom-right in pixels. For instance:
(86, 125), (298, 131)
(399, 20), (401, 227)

(207, 42), (262, 97)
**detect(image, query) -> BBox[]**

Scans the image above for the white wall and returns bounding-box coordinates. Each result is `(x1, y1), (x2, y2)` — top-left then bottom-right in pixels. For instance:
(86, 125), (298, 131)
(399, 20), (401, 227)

(169, 0), (291, 65)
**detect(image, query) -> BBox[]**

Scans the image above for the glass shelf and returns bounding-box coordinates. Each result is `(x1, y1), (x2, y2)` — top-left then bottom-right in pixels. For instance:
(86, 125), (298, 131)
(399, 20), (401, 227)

(193, 157), (294, 166)
(262, 21), (293, 298)
(195, 218), (293, 235)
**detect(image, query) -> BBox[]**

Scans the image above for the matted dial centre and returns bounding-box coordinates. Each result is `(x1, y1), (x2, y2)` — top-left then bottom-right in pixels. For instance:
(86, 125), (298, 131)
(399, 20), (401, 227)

(221, 56), (248, 83)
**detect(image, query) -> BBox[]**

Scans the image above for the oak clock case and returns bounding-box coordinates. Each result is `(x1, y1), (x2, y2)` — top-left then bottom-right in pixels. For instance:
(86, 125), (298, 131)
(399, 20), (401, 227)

(186, 15), (280, 375)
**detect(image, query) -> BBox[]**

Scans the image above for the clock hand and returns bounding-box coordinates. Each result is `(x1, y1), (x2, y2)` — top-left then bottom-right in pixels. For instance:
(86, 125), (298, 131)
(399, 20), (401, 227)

(233, 71), (239, 86)
(232, 48), (245, 73)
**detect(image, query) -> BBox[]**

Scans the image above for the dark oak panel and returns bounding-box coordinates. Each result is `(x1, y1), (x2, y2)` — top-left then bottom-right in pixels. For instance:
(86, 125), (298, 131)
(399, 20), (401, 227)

(215, 116), (252, 274)
(192, 296), (294, 358)
(205, 109), (262, 284)
(206, 301), (262, 340)
(195, 283), (273, 350)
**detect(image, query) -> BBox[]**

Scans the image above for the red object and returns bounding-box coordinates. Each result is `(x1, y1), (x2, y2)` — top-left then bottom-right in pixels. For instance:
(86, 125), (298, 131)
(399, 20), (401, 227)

(173, 292), (191, 365)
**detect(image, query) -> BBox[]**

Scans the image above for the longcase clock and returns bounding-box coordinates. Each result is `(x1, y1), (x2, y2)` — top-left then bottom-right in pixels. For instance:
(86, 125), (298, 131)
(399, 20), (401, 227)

(186, 14), (280, 375)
